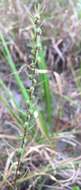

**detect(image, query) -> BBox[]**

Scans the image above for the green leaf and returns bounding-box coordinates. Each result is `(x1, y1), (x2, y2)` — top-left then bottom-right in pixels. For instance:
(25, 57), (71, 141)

(37, 49), (52, 124)
(72, 185), (80, 190)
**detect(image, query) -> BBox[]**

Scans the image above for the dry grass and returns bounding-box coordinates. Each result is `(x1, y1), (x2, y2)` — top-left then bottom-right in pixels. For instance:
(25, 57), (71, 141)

(0, 0), (81, 190)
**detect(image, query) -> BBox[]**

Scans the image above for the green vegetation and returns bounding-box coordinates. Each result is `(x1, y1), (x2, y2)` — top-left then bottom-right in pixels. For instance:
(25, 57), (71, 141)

(0, 0), (81, 189)
(72, 186), (80, 190)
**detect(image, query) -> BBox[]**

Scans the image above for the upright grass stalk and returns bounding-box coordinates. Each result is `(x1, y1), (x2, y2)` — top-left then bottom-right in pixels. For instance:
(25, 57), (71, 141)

(30, 4), (52, 125)
(0, 29), (50, 188)
(0, 4), (54, 188)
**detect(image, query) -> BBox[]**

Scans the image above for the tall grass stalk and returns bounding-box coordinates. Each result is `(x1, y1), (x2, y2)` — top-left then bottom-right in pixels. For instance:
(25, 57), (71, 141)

(30, 4), (52, 125)
(0, 27), (50, 188)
